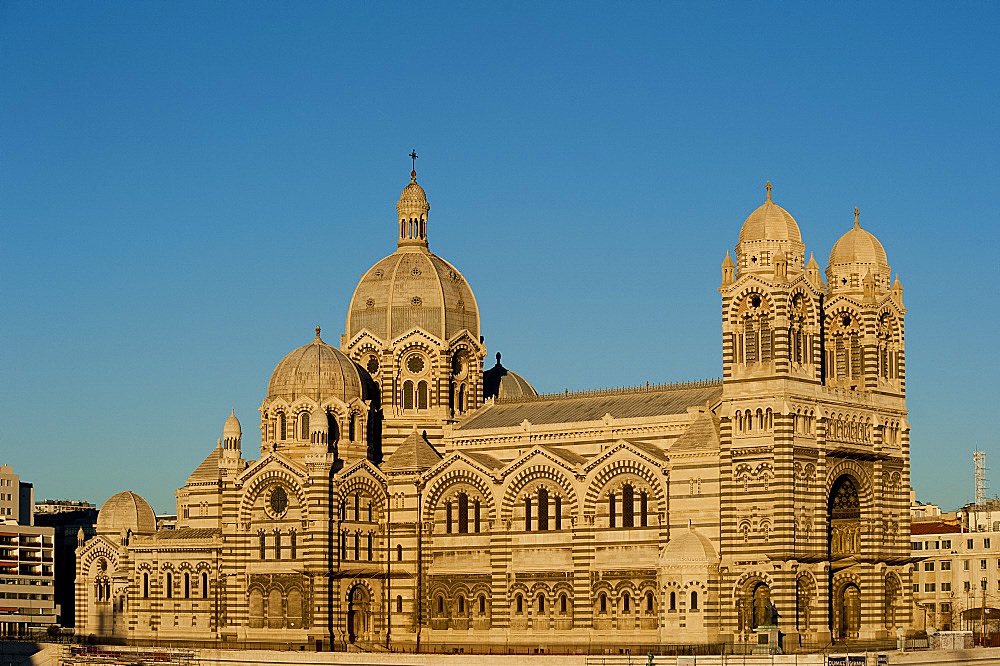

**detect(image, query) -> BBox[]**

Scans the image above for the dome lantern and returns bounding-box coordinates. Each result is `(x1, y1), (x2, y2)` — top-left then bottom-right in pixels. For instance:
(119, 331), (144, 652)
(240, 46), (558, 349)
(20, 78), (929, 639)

(397, 151), (430, 248)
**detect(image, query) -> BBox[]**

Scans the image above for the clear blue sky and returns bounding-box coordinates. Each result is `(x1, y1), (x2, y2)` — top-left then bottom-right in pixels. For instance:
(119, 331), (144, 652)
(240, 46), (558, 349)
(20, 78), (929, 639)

(1, 2), (997, 513)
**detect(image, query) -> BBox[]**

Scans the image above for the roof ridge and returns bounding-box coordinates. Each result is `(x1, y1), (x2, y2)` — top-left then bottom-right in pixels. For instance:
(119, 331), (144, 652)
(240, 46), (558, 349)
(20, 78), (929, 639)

(495, 378), (722, 405)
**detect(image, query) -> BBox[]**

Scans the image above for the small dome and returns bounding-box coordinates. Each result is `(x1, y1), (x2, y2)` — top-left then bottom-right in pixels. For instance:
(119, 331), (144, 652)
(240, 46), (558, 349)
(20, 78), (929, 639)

(222, 409), (241, 440)
(397, 175), (429, 214)
(268, 327), (369, 403)
(659, 524), (718, 563)
(829, 212), (888, 268)
(483, 352), (538, 401)
(97, 491), (156, 535)
(738, 184), (802, 244)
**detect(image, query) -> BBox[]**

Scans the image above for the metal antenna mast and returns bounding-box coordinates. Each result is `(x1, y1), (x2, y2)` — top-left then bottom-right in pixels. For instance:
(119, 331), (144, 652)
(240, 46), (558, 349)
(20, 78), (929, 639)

(975, 450), (987, 506)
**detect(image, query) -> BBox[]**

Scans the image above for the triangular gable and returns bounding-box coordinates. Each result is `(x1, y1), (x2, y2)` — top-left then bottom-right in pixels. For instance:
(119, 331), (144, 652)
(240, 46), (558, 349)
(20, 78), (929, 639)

(422, 449), (504, 483)
(391, 327), (444, 348)
(344, 329), (385, 350)
(383, 428), (443, 472)
(583, 438), (669, 474)
(339, 457), (387, 484)
(236, 451), (308, 485)
(446, 329), (485, 351)
(500, 445), (583, 480)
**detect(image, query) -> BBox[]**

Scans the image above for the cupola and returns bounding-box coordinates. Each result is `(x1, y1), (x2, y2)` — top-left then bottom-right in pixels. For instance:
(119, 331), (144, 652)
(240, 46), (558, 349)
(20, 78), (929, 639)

(826, 207), (890, 297)
(397, 151), (430, 248)
(222, 409), (241, 450)
(735, 182), (806, 279)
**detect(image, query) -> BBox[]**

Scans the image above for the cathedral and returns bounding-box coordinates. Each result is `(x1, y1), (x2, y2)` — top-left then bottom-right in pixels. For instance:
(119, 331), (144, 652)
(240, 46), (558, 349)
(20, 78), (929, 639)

(76, 169), (912, 652)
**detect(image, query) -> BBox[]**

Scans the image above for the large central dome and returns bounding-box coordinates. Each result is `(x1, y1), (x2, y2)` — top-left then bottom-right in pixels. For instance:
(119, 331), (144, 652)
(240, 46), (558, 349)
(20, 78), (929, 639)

(345, 171), (480, 343)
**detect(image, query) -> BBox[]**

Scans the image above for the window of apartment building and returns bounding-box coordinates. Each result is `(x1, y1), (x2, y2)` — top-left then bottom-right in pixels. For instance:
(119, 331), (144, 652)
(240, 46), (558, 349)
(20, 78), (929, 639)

(924, 583), (936, 592)
(982, 559), (988, 570)
(965, 561), (971, 570)
(924, 562), (935, 571)
(912, 542), (923, 551)
(943, 540), (952, 549)
(927, 603), (936, 614)
(965, 582), (971, 592)
(983, 579), (989, 591)
(942, 603), (952, 613)
(969, 539), (975, 549)
(942, 583), (952, 592)
(986, 539), (992, 548)
(912, 584), (920, 593)
(941, 560), (951, 571)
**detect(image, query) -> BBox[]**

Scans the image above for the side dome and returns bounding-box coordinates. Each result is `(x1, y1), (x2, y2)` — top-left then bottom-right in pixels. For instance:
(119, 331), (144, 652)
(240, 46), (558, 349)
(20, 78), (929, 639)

(268, 326), (369, 403)
(97, 491), (156, 535)
(829, 211), (888, 267)
(346, 249), (480, 343)
(658, 524), (719, 563)
(826, 208), (890, 294)
(483, 352), (538, 401)
(738, 183), (802, 244)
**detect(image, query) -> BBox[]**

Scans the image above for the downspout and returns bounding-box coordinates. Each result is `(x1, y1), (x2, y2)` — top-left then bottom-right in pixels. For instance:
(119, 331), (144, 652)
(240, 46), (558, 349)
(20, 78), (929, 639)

(416, 477), (424, 654)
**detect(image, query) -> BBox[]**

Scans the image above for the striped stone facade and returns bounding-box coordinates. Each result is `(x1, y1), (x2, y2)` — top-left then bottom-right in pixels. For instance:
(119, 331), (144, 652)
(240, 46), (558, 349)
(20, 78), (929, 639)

(76, 177), (911, 651)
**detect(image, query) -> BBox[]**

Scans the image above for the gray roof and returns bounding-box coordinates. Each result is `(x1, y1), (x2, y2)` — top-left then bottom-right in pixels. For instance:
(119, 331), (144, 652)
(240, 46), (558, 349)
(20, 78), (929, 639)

(458, 380), (722, 431)
(670, 410), (721, 452)
(186, 447), (221, 485)
(383, 429), (443, 472)
(155, 528), (221, 540)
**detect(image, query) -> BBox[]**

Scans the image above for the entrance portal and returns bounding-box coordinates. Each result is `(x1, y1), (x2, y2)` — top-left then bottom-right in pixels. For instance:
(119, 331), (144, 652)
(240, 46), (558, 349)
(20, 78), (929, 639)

(346, 585), (370, 644)
(835, 583), (861, 639)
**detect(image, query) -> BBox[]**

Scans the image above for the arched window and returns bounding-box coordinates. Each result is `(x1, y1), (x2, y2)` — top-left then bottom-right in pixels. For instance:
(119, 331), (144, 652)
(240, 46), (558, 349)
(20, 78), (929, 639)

(474, 498), (481, 533)
(290, 530), (296, 559)
(457, 384), (465, 413)
(349, 413), (356, 442)
(354, 493), (360, 521)
(339, 501), (346, 521)
(367, 532), (373, 561)
(446, 500), (453, 533)
(524, 497), (532, 531)
(437, 595), (444, 614)
(417, 381), (428, 409)
(690, 590), (698, 610)
(640, 491), (648, 527)
(259, 532), (266, 560)
(554, 496), (562, 530)
(201, 573), (208, 599)
(274, 530), (281, 559)
(396, 595), (403, 613)
(279, 413), (286, 440)
(397, 544), (403, 561)
(299, 412), (309, 440)
(166, 572), (173, 599)
(538, 593), (545, 613)
(353, 532), (360, 560)
(184, 572), (190, 598)
(646, 592), (654, 612)
(516, 594), (523, 614)
(670, 591), (676, 610)
(599, 593), (607, 613)
(458, 493), (469, 533)
(403, 380), (414, 409)
(609, 493), (616, 528)
(622, 592), (630, 613)
(538, 487), (549, 531)
(622, 484), (634, 527)
(340, 531), (346, 559)
(560, 593), (568, 613)
(479, 594), (486, 614)
(143, 573), (149, 598)
(458, 596), (465, 613)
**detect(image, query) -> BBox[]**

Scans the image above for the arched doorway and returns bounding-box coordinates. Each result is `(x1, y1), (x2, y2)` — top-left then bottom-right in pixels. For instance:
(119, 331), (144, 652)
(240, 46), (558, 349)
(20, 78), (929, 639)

(834, 582), (861, 639)
(829, 475), (861, 558)
(346, 585), (370, 644)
